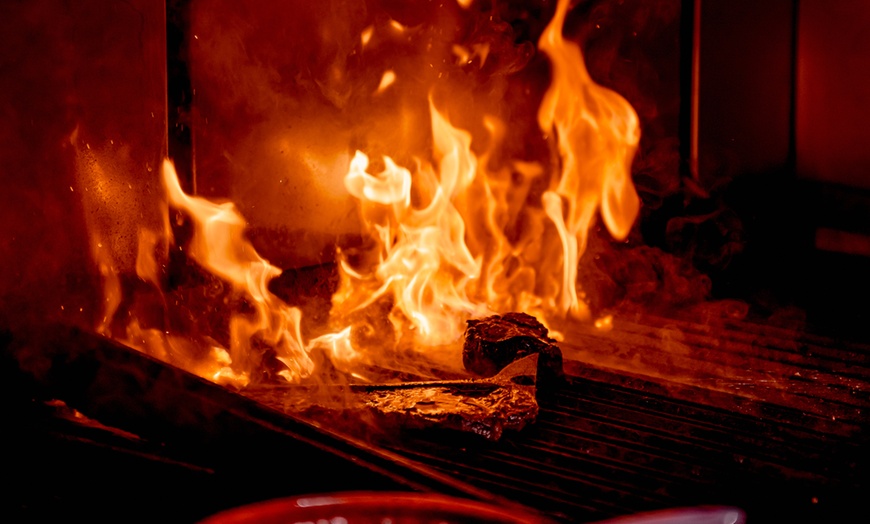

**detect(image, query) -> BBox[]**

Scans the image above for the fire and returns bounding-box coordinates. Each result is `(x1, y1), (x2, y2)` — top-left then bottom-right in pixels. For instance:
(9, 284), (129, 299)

(331, 0), (640, 355)
(160, 159), (314, 384)
(537, 0), (641, 318)
(333, 100), (490, 351)
(82, 0), (640, 386)
(154, 160), (364, 385)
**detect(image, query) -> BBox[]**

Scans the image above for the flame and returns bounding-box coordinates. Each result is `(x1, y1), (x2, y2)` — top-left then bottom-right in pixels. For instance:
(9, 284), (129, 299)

(451, 43), (490, 68)
(389, 19), (406, 33)
(328, 0), (640, 359)
(88, 158), (364, 386)
(160, 159), (365, 384)
(334, 101), (489, 351)
(70, 127), (135, 337)
(537, 0), (641, 316)
(82, 1), (641, 386)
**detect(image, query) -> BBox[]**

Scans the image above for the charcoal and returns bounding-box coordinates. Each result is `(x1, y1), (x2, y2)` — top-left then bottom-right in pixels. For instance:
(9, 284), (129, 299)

(463, 312), (564, 386)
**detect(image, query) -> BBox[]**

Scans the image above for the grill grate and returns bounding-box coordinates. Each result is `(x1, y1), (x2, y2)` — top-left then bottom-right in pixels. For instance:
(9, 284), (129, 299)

(377, 315), (869, 522)
(5, 315), (867, 523)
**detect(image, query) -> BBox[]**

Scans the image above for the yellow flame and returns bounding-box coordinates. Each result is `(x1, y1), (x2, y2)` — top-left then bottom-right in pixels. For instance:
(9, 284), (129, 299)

(452, 44), (471, 65)
(334, 100), (490, 350)
(537, 0), (641, 316)
(84, 1), (642, 387)
(330, 0), (640, 358)
(92, 235), (121, 337)
(134, 228), (163, 288)
(472, 43), (490, 69)
(451, 43), (490, 68)
(161, 159), (339, 384)
(594, 314), (613, 332)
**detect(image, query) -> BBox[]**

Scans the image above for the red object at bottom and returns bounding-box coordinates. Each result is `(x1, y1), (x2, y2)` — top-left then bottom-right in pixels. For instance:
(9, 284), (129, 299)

(198, 491), (551, 524)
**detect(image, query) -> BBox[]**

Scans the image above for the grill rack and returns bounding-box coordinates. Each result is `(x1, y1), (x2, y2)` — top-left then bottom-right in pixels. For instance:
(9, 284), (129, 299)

(3, 314), (867, 523)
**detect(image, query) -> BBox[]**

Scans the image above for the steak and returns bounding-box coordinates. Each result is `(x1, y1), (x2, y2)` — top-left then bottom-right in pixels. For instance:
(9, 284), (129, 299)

(463, 312), (564, 387)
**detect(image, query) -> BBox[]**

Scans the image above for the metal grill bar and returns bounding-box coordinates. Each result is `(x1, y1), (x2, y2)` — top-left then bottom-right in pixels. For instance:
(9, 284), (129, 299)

(381, 316), (868, 523)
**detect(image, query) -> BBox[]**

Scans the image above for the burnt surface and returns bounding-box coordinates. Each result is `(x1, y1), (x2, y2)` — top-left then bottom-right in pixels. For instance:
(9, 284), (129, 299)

(463, 312), (564, 386)
(246, 355), (540, 442)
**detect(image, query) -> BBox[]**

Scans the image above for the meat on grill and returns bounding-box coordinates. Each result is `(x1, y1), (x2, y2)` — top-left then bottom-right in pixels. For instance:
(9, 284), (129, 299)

(463, 312), (564, 387)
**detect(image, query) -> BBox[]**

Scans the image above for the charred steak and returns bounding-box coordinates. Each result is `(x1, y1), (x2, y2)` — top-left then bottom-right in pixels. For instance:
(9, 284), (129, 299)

(463, 312), (563, 385)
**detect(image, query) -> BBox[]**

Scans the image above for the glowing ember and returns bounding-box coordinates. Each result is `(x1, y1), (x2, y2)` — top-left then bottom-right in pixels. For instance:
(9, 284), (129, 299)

(376, 70), (397, 94)
(83, 0), (640, 386)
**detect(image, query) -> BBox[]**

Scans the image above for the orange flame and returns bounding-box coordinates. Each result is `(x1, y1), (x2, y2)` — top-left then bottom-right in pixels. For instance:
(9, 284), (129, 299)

(160, 159), (369, 384)
(83, 1), (641, 385)
(86, 158), (365, 386)
(334, 100), (490, 352)
(331, 0), (641, 354)
(537, 0), (641, 317)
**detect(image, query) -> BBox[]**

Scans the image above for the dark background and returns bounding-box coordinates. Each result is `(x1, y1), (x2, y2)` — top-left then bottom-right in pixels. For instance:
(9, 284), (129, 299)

(572, 0), (870, 342)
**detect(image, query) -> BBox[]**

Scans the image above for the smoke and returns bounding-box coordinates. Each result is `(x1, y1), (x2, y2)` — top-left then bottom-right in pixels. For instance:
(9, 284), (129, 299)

(186, 0), (555, 267)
